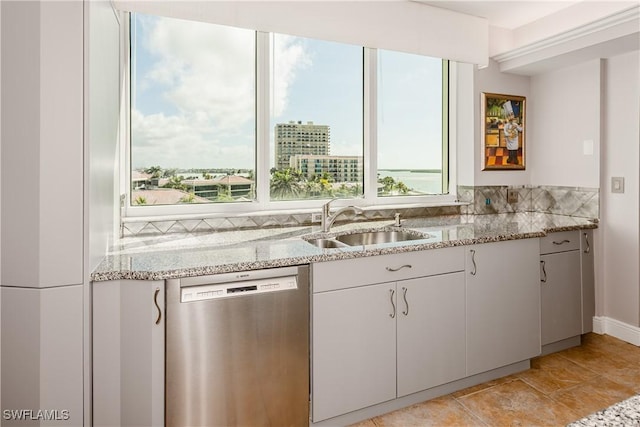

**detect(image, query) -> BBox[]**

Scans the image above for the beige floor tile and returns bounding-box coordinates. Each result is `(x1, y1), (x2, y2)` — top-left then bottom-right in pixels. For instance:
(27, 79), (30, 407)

(348, 420), (377, 427)
(457, 378), (580, 427)
(549, 375), (637, 418)
(353, 334), (640, 427)
(516, 353), (598, 395)
(558, 340), (632, 373)
(373, 397), (486, 427)
(450, 375), (519, 399)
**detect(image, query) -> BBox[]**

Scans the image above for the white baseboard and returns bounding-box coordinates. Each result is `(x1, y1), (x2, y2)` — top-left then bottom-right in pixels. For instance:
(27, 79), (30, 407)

(592, 316), (640, 346)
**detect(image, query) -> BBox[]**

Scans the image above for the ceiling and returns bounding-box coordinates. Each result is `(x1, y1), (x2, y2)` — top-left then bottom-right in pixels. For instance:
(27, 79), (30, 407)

(416, 1), (588, 29)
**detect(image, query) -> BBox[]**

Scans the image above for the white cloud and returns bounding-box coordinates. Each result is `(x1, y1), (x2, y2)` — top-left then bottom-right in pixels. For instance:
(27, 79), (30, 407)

(271, 34), (310, 117)
(132, 15), (309, 169)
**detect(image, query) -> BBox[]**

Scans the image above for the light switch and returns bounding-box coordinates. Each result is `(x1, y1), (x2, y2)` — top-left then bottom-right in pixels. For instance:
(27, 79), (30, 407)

(611, 177), (625, 194)
(583, 140), (594, 156)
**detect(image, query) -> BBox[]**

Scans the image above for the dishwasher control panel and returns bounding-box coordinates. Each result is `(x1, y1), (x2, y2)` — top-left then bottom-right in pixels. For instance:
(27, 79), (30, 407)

(181, 275), (298, 302)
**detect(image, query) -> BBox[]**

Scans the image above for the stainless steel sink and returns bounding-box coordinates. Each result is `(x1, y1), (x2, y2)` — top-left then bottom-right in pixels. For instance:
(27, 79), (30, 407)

(335, 230), (426, 246)
(305, 238), (348, 249)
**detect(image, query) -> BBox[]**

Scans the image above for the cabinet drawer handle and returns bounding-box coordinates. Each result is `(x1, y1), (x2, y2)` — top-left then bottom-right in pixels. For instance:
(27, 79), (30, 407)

(552, 239), (570, 245)
(401, 287), (409, 316)
(154, 287), (162, 325)
(389, 289), (396, 319)
(540, 260), (547, 283)
(386, 264), (412, 272)
(470, 249), (477, 276)
(584, 233), (590, 254)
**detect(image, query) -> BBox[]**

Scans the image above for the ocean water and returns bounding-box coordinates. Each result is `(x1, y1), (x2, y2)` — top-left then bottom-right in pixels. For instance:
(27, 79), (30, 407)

(378, 170), (443, 194)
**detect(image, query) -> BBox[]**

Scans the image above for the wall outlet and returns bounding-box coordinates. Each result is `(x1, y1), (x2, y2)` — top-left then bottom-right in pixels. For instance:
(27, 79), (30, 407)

(507, 189), (519, 204)
(611, 177), (625, 194)
(311, 212), (323, 223)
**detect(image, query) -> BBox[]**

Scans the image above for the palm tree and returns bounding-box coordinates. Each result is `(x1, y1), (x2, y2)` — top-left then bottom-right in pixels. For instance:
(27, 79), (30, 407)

(379, 176), (396, 194)
(162, 175), (187, 191)
(144, 165), (162, 178)
(394, 181), (410, 195)
(270, 169), (303, 199)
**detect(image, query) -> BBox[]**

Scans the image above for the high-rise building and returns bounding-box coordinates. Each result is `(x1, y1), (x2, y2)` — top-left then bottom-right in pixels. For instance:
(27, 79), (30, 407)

(275, 121), (330, 170)
(289, 155), (363, 183)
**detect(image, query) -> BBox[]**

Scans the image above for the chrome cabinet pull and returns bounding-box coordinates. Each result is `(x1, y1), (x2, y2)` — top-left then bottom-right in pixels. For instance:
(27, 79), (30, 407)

(401, 287), (409, 316)
(470, 249), (477, 276)
(540, 260), (547, 283)
(583, 233), (590, 254)
(552, 239), (570, 245)
(389, 289), (396, 318)
(386, 264), (412, 272)
(154, 287), (162, 325)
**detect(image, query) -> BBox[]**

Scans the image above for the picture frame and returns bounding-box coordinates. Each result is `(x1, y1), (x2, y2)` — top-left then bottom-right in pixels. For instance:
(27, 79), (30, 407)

(481, 93), (526, 170)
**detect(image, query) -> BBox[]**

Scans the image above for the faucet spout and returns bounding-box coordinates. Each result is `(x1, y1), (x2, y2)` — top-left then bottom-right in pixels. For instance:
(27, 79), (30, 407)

(321, 200), (364, 233)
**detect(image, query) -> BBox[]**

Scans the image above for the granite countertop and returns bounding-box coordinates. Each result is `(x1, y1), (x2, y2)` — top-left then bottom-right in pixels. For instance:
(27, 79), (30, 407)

(91, 212), (597, 282)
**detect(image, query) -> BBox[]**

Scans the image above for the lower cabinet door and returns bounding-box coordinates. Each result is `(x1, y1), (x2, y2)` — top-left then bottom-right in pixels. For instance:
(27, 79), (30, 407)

(312, 283), (396, 422)
(93, 280), (165, 427)
(466, 239), (541, 376)
(397, 272), (466, 397)
(541, 250), (582, 345)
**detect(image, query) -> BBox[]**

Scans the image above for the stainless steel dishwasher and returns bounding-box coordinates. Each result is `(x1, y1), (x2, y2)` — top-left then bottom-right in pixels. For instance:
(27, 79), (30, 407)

(166, 265), (309, 427)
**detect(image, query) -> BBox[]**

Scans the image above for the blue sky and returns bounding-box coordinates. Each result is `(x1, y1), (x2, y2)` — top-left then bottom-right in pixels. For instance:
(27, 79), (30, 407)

(131, 13), (443, 171)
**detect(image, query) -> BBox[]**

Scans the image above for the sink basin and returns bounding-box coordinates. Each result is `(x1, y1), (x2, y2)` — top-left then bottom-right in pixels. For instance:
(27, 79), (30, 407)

(335, 230), (426, 246)
(305, 238), (348, 249)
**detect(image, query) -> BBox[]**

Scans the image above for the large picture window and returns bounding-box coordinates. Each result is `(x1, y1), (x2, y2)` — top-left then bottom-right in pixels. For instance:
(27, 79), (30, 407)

(270, 34), (364, 201)
(130, 14), (256, 206)
(127, 13), (450, 212)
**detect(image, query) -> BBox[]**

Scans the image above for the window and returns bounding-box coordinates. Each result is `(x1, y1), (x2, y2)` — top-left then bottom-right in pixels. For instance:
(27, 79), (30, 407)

(127, 13), (450, 213)
(270, 34), (363, 201)
(377, 50), (447, 196)
(130, 14), (256, 206)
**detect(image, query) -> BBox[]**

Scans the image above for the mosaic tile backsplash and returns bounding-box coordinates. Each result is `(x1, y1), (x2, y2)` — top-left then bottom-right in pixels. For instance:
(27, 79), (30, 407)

(458, 185), (599, 218)
(121, 185), (598, 237)
(121, 205), (462, 237)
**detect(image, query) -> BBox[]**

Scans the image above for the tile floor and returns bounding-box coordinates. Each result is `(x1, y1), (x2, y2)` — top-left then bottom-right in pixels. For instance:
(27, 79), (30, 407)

(351, 333), (640, 426)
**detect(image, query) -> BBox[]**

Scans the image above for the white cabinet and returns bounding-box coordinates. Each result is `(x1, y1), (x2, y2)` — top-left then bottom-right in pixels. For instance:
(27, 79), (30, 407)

(1, 1), (84, 288)
(92, 280), (165, 427)
(1, 285), (84, 426)
(540, 232), (582, 346)
(312, 247), (465, 422)
(312, 283), (397, 422)
(397, 273), (466, 397)
(580, 230), (595, 333)
(539, 230), (596, 348)
(465, 238), (541, 376)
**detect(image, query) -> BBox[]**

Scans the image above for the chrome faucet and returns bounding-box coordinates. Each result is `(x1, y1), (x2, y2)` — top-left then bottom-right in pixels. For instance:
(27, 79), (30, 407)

(321, 199), (364, 233)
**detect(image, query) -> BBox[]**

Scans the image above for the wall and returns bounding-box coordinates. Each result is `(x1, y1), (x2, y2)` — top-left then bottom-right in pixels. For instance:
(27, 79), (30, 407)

(529, 60), (601, 188)
(601, 50), (640, 329)
(473, 60), (531, 186)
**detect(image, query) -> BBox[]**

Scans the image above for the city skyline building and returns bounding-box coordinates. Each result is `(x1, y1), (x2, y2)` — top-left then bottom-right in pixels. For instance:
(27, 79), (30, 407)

(290, 154), (363, 183)
(274, 121), (330, 170)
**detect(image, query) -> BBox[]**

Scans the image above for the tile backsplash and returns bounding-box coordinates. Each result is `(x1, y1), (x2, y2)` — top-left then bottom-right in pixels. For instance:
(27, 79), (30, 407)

(121, 204), (462, 237)
(458, 185), (599, 218)
(121, 185), (599, 237)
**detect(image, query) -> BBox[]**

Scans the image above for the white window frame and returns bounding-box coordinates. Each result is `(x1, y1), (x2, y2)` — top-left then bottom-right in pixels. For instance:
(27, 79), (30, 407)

(121, 14), (457, 219)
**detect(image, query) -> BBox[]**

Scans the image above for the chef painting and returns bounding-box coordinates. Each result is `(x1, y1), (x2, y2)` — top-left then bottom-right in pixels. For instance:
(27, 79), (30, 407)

(482, 93), (526, 170)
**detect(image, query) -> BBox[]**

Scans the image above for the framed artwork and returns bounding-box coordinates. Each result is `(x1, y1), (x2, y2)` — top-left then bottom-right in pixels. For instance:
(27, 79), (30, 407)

(481, 93), (526, 170)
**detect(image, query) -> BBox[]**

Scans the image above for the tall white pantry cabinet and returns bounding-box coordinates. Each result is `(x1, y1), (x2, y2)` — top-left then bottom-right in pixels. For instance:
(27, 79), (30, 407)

(1, 1), (85, 425)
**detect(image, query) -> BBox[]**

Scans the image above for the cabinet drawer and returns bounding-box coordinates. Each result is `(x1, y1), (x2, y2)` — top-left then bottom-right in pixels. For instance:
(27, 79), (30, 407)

(312, 246), (465, 293)
(540, 231), (580, 254)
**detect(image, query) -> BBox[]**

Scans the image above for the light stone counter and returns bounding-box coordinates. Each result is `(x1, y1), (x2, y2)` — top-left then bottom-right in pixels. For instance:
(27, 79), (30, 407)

(91, 212), (597, 282)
